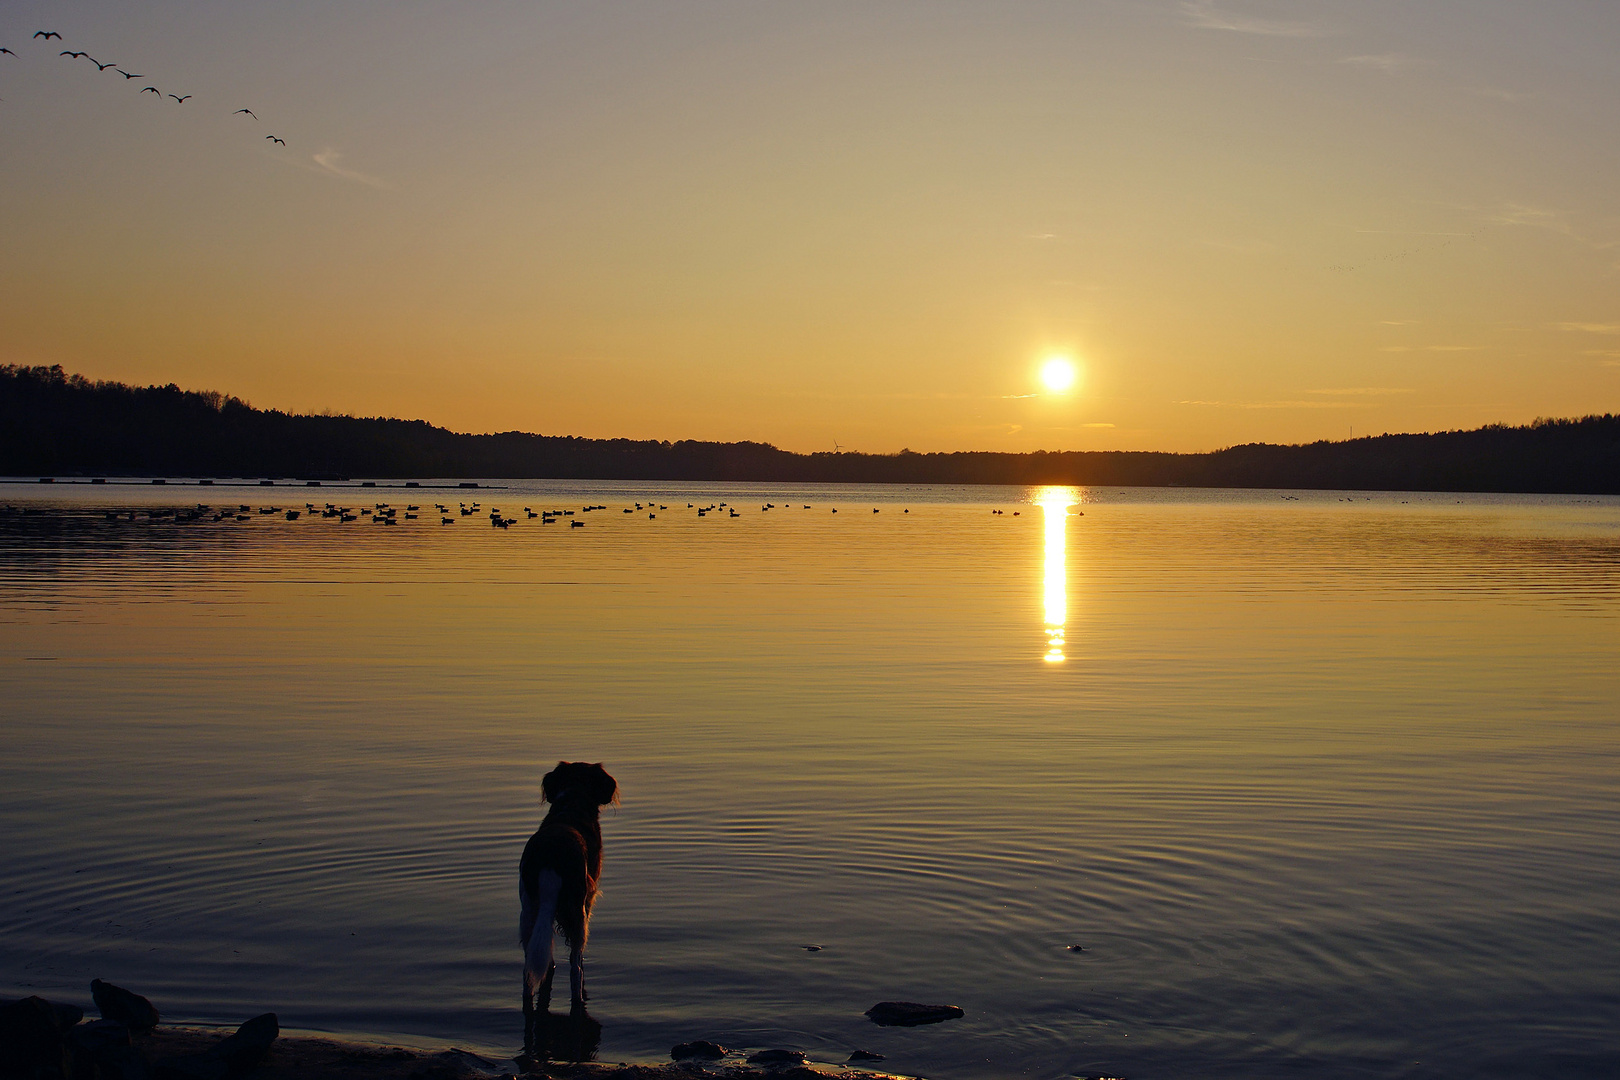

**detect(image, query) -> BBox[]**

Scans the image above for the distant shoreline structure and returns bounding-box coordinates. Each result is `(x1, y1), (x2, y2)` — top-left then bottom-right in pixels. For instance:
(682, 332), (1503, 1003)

(5, 365), (1618, 494)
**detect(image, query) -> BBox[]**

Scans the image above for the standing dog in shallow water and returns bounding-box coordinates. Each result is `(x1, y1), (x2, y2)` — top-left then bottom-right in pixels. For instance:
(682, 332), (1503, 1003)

(520, 761), (617, 1049)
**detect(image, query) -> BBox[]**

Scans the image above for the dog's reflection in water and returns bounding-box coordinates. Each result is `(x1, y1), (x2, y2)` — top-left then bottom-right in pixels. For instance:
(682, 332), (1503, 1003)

(520, 1008), (602, 1065)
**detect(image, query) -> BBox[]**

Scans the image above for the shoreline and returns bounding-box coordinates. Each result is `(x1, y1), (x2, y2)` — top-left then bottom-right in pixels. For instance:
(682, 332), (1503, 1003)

(145, 1027), (916, 1080)
(4, 986), (929, 1080)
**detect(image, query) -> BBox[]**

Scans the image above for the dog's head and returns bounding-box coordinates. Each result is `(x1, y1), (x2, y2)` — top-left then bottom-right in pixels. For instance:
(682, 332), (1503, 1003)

(542, 761), (618, 807)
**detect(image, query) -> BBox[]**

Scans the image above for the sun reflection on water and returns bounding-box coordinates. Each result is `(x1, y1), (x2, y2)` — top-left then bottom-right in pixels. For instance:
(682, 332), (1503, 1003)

(1035, 487), (1078, 663)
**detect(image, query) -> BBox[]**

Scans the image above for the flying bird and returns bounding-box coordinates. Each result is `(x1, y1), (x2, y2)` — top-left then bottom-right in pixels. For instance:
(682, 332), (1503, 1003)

(266, 135), (285, 145)
(60, 50), (87, 59)
(141, 86), (160, 95)
(168, 93), (190, 103)
(115, 69), (143, 79)
(1, 48), (16, 57)
(233, 108), (257, 119)
(94, 60), (118, 71)
(34, 31), (62, 40)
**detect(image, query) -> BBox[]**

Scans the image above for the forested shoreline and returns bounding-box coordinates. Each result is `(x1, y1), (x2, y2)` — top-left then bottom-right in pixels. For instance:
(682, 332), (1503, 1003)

(3, 364), (1617, 493)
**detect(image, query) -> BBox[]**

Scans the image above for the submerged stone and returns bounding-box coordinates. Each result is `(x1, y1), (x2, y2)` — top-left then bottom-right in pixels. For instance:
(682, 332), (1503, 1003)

(744, 1049), (807, 1066)
(669, 1041), (726, 1061)
(863, 1001), (964, 1027)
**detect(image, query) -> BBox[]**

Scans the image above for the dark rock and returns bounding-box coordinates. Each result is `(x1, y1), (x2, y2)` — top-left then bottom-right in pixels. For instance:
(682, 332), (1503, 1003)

(846, 1051), (885, 1063)
(43, 1008), (82, 1037)
(68, 1022), (129, 1058)
(153, 1013), (277, 1080)
(208, 1015), (277, 1071)
(68, 1026), (148, 1080)
(864, 1001), (964, 1027)
(744, 1049), (807, 1066)
(1, 996), (77, 1080)
(89, 985), (157, 1038)
(669, 1042), (726, 1061)
(68, 1020), (138, 1080)
(1066, 944), (1085, 952)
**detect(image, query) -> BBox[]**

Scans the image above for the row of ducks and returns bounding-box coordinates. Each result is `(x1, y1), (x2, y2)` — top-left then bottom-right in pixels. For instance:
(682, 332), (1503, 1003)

(299, 499), (924, 525)
(95, 503), (292, 523)
(40, 500), (1000, 528)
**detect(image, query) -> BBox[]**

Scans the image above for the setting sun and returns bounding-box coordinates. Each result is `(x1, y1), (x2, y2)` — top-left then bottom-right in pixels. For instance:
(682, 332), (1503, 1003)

(1040, 357), (1078, 394)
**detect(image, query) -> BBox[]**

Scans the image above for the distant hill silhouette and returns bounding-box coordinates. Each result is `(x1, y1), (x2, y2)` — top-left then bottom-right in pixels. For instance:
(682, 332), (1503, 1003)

(3, 364), (1617, 493)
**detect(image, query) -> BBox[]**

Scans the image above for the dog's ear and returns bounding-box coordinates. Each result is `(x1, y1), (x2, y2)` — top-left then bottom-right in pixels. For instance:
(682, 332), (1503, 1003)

(541, 761), (570, 804)
(589, 763), (618, 806)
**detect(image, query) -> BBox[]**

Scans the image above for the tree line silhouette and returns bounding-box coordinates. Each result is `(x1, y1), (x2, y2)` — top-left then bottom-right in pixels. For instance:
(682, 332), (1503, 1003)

(4, 364), (1617, 492)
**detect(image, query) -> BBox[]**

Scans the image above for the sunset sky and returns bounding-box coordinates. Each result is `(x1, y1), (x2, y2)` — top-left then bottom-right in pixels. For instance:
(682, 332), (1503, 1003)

(3, 0), (1617, 454)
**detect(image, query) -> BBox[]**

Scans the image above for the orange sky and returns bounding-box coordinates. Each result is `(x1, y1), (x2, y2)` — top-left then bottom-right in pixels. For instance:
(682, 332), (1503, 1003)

(3, 1), (1617, 453)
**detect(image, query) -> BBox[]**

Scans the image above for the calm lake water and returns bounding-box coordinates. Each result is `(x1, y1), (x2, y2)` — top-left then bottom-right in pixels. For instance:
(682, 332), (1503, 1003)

(2, 480), (1618, 1080)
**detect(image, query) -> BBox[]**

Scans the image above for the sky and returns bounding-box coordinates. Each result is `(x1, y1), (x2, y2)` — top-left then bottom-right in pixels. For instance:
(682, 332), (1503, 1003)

(2, 1), (1618, 454)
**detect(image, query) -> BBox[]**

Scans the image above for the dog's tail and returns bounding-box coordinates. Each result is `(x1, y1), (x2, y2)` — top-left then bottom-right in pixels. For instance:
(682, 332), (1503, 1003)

(522, 871), (561, 997)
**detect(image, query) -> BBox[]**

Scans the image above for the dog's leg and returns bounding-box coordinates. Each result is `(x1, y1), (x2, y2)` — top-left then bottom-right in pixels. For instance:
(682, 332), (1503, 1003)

(568, 940), (586, 1012)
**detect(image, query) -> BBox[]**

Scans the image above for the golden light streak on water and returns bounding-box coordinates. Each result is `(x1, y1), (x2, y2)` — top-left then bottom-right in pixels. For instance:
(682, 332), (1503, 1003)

(1035, 486), (1078, 663)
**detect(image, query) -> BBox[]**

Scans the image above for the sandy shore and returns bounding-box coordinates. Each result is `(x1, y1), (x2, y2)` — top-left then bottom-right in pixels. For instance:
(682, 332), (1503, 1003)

(145, 1028), (912, 1080)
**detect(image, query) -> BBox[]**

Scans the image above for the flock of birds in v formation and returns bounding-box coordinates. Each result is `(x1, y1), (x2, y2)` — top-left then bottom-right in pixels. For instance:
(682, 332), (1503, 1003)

(3, 30), (287, 145)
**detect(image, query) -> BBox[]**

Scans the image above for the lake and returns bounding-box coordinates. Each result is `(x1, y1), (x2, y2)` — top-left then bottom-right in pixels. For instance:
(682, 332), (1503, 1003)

(2, 480), (1617, 1080)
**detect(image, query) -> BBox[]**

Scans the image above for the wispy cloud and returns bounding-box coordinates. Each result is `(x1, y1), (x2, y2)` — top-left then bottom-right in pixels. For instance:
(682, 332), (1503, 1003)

(1176, 399), (1366, 410)
(1556, 322), (1620, 334)
(1426, 345), (1484, 352)
(1492, 204), (1619, 250)
(312, 150), (387, 189)
(1179, 0), (1326, 37)
(1340, 53), (1419, 71)
(1083, 422), (1117, 428)
(1494, 203), (1572, 234)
